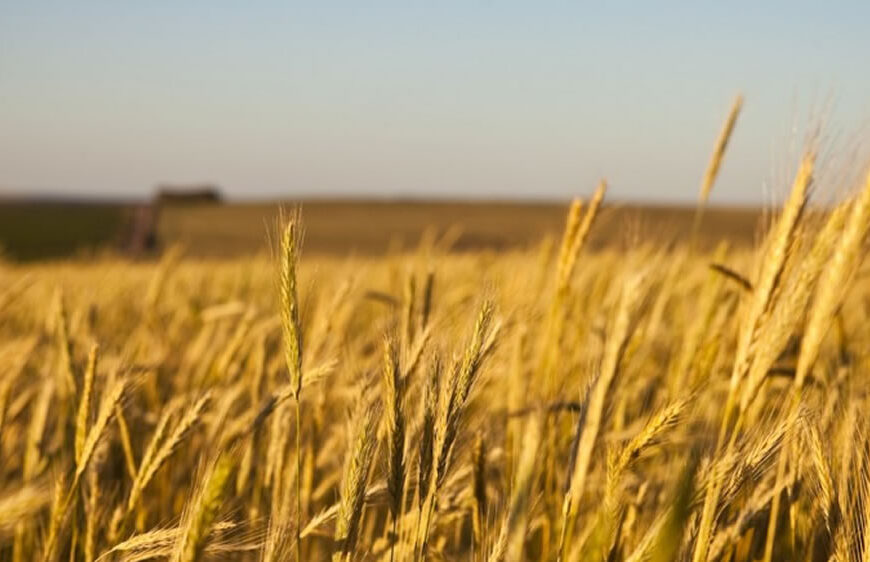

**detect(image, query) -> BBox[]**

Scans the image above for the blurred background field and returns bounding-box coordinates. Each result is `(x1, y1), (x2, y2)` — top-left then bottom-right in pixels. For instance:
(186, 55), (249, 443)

(0, 198), (762, 261)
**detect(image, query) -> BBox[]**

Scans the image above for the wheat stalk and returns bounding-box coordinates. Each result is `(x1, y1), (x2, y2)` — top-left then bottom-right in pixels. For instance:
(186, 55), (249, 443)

(75, 343), (99, 465)
(128, 392), (211, 512)
(699, 94), (744, 206)
(333, 399), (380, 561)
(172, 452), (235, 562)
(381, 335), (406, 562)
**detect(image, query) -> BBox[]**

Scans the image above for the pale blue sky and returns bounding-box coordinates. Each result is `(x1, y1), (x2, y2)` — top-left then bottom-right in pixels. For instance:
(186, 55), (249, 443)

(1, 2), (869, 202)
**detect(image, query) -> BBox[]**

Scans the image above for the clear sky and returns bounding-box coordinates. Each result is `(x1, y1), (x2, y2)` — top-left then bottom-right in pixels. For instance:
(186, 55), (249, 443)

(1, 2), (869, 203)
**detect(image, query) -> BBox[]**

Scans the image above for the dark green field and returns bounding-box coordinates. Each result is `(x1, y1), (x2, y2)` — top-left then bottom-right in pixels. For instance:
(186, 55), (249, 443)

(0, 202), (128, 261)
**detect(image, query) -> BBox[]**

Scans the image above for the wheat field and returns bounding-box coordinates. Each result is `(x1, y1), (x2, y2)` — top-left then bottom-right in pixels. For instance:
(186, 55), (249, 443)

(4, 105), (870, 561)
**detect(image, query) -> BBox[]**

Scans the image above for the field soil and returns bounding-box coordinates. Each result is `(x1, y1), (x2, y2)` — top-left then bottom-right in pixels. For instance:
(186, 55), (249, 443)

(157, 200), (763, 257)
